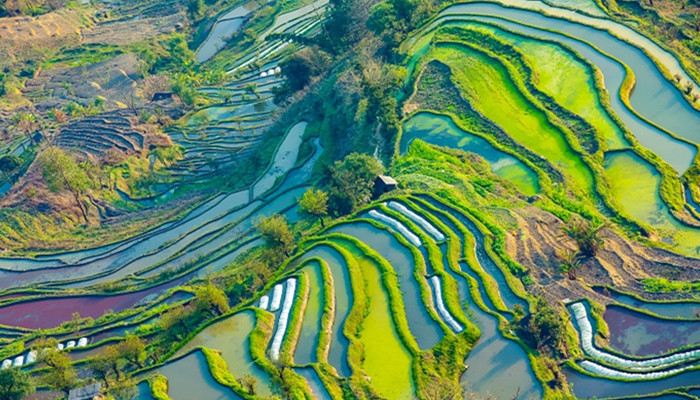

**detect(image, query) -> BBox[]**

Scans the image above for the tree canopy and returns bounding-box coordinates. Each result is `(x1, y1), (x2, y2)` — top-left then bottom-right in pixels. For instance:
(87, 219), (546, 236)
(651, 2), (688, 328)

(0, 368), (35, 400)
(328, 152), (383, 215)
(298, 188), (329, 227)
(256, 214), (295, 257)
(37, 147), (92, 222)
(0, 155), (21, 179)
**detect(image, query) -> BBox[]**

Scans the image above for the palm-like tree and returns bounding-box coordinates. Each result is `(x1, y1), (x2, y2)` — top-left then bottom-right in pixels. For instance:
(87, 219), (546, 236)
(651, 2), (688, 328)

(560, 218), (606, 257)
(558, 249), (582, 280)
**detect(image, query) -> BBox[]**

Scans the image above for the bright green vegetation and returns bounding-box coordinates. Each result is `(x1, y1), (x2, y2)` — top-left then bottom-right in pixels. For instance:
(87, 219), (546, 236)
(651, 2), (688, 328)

(605, 150), (700, 257)
(402, 112), (540, 195)
(428, 43), (596, 196)
(641, 278), (700, 293)
(459, 21), (628, 151)
(5, 0), (700, 398)
(330, 237), (415, 400)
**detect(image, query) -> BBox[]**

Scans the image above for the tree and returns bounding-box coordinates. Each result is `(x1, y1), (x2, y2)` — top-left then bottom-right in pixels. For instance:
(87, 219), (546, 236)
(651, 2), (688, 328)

(297, 188), (329, 227)
(160, 305), (193, 340)
(88, 345), (123, 388)
(193, 282), (230, 318)
(42, 351), (77, 395)
(328, 153), (383, 215)
(0, 155), (21, 181)
(0, 368), (35, 400)
(256, 214), (295, 257)
(119, 334), (147, 369)
(558, 249), (582, 280)
(526, 298), (566, 355)
(37, 147), (93, 223)
(559, 218), (605, 257)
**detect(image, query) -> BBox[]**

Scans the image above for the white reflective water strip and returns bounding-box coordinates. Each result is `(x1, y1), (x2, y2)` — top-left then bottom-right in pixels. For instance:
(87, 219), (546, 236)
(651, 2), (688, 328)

(270, 278), (297, 360)
(387, 201), (445, 241)
(259, 295), (270, 310)
(368, 209), (422, 247)
(270, 284), (284, 311)
(430, 276), (463, 333)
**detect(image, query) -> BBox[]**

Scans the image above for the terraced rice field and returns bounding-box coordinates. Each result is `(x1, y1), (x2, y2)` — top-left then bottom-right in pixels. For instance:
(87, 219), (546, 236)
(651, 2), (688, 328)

(428, 42), (596, 195)
(2, 0), (700, 398)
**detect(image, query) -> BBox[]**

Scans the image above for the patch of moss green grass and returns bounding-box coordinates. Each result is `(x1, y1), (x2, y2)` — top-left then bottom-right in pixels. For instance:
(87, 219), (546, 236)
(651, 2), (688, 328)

(428, 42), (596, 198)
(201, 347), (259, 399)
(455, 21), (628, 151)
(325, 235), (416, 400)
(150, 374), (172, 400)
(315, 259), (335, 363)
(641, 278), (700, 294)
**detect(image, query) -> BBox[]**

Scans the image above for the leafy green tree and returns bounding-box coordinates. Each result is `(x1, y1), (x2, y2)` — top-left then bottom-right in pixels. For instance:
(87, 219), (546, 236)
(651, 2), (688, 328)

(297, 188), (329, 227)
(193, 282), (230, 318)
(256, 214), (295, 257)
(42, 350), (77, 395)
(560, 218), (605, 257)
(0, 368), (35, 400)
(0, 155), (21, 180)
(526, 298), (566, 355)
(37, 147), (93, 223)
(119, 334), (147, 369)
(48, 108), (68, 124)
(159, 305), (193, 340)
(328, 153), (383, 215)
(88, 345), (123, 388)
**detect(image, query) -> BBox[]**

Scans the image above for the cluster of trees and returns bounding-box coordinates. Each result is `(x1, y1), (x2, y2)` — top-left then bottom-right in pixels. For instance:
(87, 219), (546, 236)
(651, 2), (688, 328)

(0, 367), (34, 400)
(37, 147), (95, 223)
(367, 0), (432, 52)
(159, 283), (230, 342)
(254, 152), (383, 263)
(510, 298), (568, 357)
(0, 155), (21, 182)
(87, 334), (147, 396)
(274, 48), (332, 103)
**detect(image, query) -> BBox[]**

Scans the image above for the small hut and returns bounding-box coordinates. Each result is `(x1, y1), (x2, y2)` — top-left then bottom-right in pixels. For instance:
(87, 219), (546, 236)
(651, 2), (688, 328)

(68, 383), (102, 400)
(373, 175), (398, 198)
(151, 92), (174, 102)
